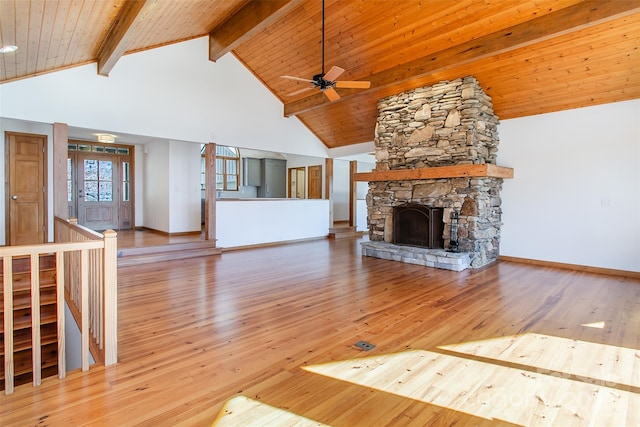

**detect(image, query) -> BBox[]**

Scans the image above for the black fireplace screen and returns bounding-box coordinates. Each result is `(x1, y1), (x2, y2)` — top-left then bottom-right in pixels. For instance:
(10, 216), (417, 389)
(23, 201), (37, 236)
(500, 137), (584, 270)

(393, 205), (444, 249)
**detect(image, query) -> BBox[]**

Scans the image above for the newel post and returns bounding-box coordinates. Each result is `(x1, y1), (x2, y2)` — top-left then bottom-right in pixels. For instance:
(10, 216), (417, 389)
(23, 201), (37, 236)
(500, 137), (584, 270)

(102, 229), (118, 365)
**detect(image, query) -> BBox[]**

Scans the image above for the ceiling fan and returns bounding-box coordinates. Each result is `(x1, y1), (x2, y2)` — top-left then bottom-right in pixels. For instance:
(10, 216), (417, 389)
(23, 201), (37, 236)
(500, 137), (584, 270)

(281, 0), (371, 101)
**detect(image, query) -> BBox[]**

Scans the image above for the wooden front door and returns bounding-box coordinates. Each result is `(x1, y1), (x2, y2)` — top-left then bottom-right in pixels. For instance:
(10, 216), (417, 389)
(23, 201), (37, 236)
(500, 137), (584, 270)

(76, 154), (119, 230)
(6, 132), (47, 245)
(308, 165), (322, 199)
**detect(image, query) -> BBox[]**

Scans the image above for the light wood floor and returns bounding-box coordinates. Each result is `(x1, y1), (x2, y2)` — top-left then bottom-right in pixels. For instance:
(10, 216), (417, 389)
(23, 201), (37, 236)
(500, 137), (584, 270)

(116, 228), (206, 249)
(1, 236), (639, 426)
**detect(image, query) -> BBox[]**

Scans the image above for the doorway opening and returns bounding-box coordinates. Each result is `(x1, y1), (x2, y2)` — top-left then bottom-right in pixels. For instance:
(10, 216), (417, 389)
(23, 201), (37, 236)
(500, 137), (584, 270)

(67, 140), (134, 231)
(288, 167), (306, 198)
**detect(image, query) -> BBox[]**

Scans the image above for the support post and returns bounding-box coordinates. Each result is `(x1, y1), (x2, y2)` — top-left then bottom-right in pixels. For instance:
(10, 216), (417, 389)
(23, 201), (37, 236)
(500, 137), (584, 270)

(204, 144), (217, 243)
(30, 254), (41, 386)
(80, 249), (89, 371)
(56, 251), (66, 377)
(53, 123), (68, 219)
(102, 229), (118, 365)
(349, 160), (357, 227)
(325, 158), (333, 226)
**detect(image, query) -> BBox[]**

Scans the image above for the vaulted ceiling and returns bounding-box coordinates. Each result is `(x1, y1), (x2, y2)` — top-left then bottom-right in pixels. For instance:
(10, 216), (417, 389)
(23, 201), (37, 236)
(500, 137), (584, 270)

(1, 0), (639, 149)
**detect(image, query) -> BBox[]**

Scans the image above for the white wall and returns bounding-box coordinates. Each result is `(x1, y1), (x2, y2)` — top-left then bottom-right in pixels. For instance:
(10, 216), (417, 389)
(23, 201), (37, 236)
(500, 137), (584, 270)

(328, 141), (375, 158)
(356, 161), (374, 231)
(64, 303), (95, 371)
(217, 199), (330, 247)
(141, 139), (200, 233)
(168, 140), (201, 233)
(499, 99), (640, 272)
(357, 161), (374, 200)
(143, 140), (170, 231)
(134, 145), (145, 226)
(0, 37), (329, 158)
(333, 159), (350, 221)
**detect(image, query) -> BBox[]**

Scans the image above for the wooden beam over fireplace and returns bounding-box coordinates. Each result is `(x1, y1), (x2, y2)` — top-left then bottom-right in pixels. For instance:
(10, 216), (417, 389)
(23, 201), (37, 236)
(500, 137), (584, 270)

(354, 164), (514, 182)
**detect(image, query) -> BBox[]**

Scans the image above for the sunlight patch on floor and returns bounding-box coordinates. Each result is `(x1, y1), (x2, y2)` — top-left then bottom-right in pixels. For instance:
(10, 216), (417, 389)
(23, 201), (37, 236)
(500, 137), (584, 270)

(581, 321), (605, 329)
(304, 342), (640, 426)
(212, 395), (329, 427)
(438, 332), (640, 389)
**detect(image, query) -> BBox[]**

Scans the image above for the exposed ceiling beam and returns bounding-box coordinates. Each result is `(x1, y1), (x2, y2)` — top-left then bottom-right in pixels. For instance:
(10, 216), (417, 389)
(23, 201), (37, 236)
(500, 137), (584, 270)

(209, 0), (303, 62)
(97, 0), (151, 76)
(284, 0), (640, 117)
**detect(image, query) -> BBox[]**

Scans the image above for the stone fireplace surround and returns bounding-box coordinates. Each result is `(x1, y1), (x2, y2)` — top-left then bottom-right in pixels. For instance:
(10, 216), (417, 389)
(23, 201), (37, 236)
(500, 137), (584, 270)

(357, 76), (513, 271)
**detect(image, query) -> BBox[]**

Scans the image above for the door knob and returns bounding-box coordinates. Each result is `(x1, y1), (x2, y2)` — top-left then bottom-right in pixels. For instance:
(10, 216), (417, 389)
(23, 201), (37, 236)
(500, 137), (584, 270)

(10, 195), (18, 200)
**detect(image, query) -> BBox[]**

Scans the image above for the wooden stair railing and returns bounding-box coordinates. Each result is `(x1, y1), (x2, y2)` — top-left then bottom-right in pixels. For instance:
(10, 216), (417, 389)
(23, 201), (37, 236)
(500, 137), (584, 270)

(0, 217), (117, 395)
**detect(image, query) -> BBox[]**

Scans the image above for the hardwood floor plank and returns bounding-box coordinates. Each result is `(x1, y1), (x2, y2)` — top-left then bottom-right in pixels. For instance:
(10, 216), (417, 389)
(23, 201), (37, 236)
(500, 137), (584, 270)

(1, 237), (638, 426)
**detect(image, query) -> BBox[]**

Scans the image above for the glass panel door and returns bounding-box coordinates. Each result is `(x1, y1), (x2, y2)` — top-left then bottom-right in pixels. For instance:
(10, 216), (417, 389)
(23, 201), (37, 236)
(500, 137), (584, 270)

(77, 154), (119, 230)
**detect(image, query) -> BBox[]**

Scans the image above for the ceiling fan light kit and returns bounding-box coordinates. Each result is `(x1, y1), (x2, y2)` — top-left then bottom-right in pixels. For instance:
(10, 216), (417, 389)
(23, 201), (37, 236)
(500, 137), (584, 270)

(281, 0), (370, 101)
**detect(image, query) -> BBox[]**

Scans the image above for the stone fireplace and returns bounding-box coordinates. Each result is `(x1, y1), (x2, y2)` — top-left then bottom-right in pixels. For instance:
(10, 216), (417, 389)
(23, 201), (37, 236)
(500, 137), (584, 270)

(358, 76), (513, 271)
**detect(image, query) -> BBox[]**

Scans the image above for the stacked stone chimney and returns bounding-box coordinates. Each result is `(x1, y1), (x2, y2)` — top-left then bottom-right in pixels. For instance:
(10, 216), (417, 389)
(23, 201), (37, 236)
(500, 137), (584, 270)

(365, 76), (504, 269)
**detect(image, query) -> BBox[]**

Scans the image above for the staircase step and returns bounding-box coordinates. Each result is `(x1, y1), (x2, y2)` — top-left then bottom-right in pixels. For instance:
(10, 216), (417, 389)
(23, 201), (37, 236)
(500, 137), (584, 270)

(1, 304), (57, 332)
(117, 241), (222, 267)
(0, 342), (58, 378)
(328, 226), (363, 239)
(0, 323), (58, 355)
(8, 286), (57, 311)
(1, 271), (57, 295)
(0, 254), (56, 275)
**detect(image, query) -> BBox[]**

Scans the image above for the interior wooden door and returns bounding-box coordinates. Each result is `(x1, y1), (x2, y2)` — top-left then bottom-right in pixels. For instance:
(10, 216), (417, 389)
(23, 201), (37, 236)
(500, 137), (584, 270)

(308, 165), (322, 199)
(6, 132), (47, 245)
(76, 154), (119, 230)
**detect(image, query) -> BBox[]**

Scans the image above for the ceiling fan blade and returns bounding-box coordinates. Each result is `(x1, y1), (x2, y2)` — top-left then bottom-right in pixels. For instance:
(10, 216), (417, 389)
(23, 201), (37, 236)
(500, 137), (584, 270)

(281, 75), (314, 83)
(335, 80), (371, 89)
(287, 86), (316, 96)
(324, 86), (340, 102)
(323, 66), (345, 82)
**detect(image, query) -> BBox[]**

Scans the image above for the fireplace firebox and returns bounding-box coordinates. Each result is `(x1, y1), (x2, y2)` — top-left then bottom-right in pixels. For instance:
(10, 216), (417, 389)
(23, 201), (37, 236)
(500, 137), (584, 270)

(393, 205), (444, 249)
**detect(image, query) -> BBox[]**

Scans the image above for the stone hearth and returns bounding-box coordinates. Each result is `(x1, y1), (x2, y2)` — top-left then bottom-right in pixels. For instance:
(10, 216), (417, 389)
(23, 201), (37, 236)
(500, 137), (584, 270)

(361, 241), (471, 272)
(361, 76), (510, 270)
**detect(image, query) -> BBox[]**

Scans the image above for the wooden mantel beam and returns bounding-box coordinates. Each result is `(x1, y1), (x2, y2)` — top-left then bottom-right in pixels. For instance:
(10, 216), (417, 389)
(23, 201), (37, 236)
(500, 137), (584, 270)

(209, 0), (303, 62)
(354, 164), (514, 182)
(284, 0), (640, 117)
(97, 0), (152, 76)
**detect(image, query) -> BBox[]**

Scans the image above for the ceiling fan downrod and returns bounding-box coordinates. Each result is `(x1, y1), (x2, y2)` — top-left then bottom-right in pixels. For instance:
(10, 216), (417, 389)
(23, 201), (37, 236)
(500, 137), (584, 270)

(280, 0), (371, 101)
(321, 0), (325, 77)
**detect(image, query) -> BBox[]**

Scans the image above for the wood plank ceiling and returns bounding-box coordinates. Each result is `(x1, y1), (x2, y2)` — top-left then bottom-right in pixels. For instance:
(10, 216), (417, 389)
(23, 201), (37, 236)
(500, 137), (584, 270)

(1, 0), (639, 149)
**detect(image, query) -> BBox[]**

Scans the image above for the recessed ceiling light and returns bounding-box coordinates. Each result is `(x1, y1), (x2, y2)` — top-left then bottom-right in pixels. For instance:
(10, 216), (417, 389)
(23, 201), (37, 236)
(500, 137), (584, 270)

(96, 133), (117, 143)
(0, 45), (18, 53)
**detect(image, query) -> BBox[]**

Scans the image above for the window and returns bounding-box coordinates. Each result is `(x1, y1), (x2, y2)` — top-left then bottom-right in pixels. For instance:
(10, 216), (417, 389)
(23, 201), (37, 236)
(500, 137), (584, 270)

(67, 158), (73, 202)
(200, 153), (206, 190)
(122, 161), (131, 202)
(84, 159), (113, 202)
(201, 145), (240, 191)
